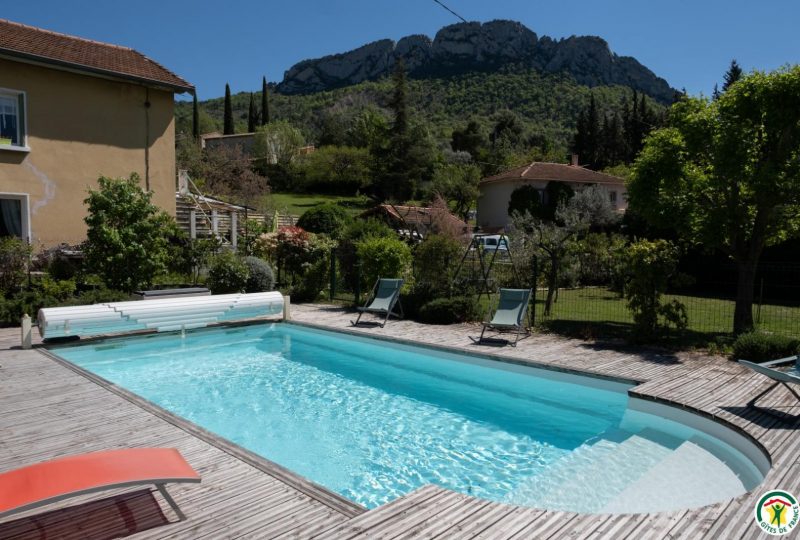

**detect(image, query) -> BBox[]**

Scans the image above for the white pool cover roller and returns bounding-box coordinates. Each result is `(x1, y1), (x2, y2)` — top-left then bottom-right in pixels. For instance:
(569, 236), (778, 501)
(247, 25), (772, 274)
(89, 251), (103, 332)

(38, 292), (284, 339)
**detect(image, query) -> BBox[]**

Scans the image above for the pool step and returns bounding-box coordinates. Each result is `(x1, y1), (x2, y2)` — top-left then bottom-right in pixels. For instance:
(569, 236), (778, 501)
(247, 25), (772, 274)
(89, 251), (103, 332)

(504, 429), (674, 513)
(601, 436), (748, 514)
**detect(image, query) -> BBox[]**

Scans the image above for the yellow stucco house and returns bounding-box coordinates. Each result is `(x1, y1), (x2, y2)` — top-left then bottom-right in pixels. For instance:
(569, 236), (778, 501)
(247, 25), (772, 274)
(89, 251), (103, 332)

(0, 19), (193, 247)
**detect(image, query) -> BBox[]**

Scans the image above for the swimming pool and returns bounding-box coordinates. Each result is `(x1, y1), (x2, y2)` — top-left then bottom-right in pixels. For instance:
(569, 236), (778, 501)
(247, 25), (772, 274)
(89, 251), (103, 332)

(50, 323), (767, 513)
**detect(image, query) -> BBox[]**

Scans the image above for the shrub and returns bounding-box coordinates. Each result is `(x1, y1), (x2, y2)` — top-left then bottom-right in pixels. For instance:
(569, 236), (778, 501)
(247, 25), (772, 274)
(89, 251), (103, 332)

(413, 234), (462, 294)
(0, 277), (76, 326)
(337, 218), (395, 289)
(732, 332), (800, 363)
(296, 204), (352, 239)
(356, 236), (413, 290)
(48, 254), (80, 281)
(69, 286), (129, 305)
(418, 296), (478, 325)
(625, 239), (688, 341)
(291, 257), (329, 303)
(242, 256), (275, 292)
(206, 251), (249, 294)
(0, 237), (31, 294)
(83, 174), (173, 292)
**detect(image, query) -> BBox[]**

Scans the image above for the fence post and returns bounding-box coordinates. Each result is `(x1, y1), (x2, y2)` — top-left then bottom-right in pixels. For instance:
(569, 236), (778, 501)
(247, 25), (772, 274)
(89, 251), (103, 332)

(530, 255), (538, 328)
(330, 247), (337, 301)
(756, 277), (764, 325)
(354, 260), (362, 307)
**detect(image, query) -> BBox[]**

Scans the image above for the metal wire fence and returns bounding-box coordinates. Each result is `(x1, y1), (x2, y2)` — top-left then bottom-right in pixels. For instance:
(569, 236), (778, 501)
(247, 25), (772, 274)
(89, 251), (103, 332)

(532, 262), (800, 341)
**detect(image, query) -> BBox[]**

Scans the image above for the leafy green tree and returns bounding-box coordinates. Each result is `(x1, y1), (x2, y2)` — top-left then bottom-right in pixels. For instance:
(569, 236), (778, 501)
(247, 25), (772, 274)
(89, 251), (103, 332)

(429, 163), (481, 221)
(544, 181), (575, 221)
(628, 66), (800, 334)
(84, 174), (173, 292)
(346, 107), (389, 149)
(624, 239), (688, 341)
(261, 76), (270, 125)
(252, 121), (305, 168)
(223, 83), (234, 135)
(512, 185), (619, 315)
(198, 145), (269, 208)
(293, 145), (372, 194)
(508, 185), (544, 219)
(451, 120), (486, 158)
(247, 93), (258, 132)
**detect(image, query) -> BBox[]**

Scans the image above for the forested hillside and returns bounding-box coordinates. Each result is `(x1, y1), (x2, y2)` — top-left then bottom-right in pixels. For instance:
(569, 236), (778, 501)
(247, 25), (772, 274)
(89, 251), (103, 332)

(175, 66), (665, 152)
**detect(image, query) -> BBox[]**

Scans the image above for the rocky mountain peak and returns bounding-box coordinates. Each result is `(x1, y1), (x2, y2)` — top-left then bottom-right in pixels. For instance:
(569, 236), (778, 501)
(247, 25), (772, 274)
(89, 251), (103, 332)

(277, 20), (674, 102)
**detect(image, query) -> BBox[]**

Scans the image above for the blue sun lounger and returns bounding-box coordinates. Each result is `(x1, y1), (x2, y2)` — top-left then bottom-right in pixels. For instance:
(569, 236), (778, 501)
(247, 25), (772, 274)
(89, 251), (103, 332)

(474, 288), (532, 347)
(739, 355), (800, 419)
(351, 279), (404, 328)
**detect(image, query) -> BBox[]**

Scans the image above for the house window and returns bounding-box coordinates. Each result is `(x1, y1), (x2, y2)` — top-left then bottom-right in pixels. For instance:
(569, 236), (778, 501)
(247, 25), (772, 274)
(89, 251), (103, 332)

(0, 90), (26, 149)
(609, 191), (618, 205)
(0, 194), (30, 241)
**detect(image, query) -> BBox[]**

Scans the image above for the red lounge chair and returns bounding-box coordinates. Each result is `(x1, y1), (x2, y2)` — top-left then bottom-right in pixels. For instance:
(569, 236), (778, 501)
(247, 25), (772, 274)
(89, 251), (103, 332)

(0, 448), (200, 522)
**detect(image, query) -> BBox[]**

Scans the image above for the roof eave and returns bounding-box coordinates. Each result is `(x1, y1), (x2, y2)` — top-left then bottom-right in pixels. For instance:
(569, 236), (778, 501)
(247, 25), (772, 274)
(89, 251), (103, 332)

(0, 48), (194, 94)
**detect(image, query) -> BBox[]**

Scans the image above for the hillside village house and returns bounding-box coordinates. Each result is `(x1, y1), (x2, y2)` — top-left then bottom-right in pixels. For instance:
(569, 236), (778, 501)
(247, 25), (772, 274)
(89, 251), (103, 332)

(476, 157), (627, 232)
(0, 19), (193, 247)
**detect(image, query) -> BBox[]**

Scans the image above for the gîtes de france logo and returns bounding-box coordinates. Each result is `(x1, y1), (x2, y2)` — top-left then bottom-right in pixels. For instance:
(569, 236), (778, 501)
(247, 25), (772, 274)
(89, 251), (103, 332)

(755, 490), (799, 536)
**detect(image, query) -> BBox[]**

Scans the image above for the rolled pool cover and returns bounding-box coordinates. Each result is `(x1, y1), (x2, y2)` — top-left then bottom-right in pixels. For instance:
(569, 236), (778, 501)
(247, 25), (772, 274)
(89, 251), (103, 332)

(38, 291), (284, 339)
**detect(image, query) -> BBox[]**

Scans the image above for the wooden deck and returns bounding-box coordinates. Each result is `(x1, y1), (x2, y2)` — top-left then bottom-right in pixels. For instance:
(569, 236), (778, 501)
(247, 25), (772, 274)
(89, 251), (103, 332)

(1, 304), (798, 539)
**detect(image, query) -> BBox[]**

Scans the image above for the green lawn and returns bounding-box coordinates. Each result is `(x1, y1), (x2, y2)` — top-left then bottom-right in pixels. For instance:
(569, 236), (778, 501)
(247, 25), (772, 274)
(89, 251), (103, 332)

(268, 193), (372, 217)
(528, 287), (800, 343)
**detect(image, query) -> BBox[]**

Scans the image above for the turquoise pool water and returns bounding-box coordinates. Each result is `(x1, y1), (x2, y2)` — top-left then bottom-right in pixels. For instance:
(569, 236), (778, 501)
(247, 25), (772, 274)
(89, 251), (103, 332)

(51, 323), (763, 512)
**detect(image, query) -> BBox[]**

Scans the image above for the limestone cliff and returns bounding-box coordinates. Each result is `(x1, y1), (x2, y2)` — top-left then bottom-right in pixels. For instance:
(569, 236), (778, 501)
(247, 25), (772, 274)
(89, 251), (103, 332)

(277, 20), (674, 103)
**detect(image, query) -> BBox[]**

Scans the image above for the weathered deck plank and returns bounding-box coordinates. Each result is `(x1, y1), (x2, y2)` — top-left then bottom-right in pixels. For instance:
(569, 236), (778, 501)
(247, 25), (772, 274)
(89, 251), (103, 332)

(1, 303), (799, 539)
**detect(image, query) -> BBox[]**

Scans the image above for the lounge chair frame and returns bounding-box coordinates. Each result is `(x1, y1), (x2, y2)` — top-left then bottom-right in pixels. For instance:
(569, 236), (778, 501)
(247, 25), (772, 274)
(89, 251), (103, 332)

(475, 288), (532, 347)
(739, 355), (800, 420)
(351, 278), (404, 328)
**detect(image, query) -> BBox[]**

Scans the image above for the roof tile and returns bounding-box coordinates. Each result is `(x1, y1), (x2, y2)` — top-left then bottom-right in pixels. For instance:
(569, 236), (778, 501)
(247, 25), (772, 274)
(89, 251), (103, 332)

(481, 162), (624, 186)
(0, 19), (193, 92)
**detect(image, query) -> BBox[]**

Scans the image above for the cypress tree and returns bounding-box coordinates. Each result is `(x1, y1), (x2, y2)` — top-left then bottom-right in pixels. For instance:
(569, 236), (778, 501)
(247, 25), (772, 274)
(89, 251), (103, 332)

(585, 94), (600, 168)
(247, 93), (257, 132)
(261, 77), (270, 125)
(223, 83), (234, 135)
(192, 93), (199, 140)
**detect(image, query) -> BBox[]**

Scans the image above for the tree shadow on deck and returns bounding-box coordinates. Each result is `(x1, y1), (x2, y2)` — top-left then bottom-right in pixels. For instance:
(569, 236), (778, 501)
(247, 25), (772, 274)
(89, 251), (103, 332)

(0, 489), (172, 540)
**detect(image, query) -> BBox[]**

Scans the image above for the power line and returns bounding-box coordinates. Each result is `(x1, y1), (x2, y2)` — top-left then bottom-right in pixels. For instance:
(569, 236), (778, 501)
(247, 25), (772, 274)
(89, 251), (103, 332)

(432, 0), (467, 23)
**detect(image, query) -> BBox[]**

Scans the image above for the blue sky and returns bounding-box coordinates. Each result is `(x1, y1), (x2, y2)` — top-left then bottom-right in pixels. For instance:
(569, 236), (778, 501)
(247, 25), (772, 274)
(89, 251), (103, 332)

(4, 1), (798, 100)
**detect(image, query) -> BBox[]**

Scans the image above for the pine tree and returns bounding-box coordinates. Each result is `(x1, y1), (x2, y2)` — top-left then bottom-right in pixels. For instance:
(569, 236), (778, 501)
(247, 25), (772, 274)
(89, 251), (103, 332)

(247, 93), (257, 133)
(389, 60), (409, 138)
(223, 83), (234, 135)
(722, 59), (743, 91)
(374, 59), (416, 202)
(192, 93), (199, 140)
(261, 77), (270, 125)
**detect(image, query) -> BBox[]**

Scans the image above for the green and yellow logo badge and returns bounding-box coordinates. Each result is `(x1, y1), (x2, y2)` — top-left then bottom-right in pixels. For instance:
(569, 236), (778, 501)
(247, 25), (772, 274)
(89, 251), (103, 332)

(755, 490), (799, 536)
